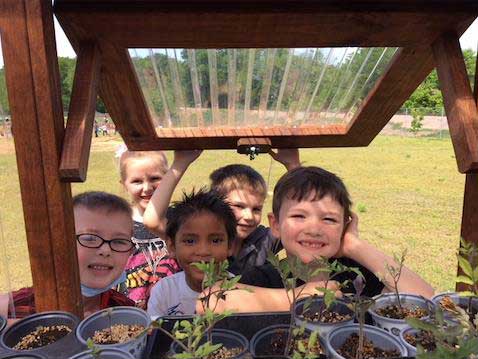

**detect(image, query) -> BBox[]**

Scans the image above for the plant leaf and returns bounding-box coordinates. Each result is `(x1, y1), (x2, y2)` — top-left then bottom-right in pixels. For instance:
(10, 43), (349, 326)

(456, 275), (474, 286)
(458, 257), (473, 278)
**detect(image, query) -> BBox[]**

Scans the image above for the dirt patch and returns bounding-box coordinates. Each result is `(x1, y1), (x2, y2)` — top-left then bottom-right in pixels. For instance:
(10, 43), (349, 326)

(0, 137), (124, 156)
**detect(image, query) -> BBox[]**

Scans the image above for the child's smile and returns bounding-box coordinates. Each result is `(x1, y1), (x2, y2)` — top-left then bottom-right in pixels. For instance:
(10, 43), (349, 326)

(269, 193), (345, 263)
(75, 208), (133, 289)
(170, 211), (230, 292)
(226, 189), (264, 241)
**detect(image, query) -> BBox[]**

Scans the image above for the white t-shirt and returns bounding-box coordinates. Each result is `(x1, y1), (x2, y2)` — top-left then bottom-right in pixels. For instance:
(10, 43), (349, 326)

(147, 271), (200, 318)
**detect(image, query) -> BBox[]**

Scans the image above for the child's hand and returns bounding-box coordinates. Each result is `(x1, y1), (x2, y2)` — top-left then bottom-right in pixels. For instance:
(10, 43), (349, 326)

(269, 148), (300, 171)
(336, 212), (360, 258)
(172, 150), (202, 170)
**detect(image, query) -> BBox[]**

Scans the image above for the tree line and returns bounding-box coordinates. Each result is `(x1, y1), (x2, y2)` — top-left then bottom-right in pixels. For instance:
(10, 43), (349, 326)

(0, 49), (475, 118)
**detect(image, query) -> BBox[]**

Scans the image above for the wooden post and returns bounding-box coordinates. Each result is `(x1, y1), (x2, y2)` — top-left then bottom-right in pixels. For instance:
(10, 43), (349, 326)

(474, 46), (478, 107)
(433, 33), (478, 290)
(0, 0), (82, 315)
(457, 42), (478, 291)
(60, 42), (101, 182)
(433, 32), (478, 173)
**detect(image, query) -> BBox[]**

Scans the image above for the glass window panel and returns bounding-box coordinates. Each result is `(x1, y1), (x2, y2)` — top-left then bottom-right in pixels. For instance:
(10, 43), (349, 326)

(130, 47), (399, 130)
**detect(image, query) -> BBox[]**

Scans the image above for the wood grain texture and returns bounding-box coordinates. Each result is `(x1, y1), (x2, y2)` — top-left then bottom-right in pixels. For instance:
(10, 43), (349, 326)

(346, 47), (436, 145)
(457, 173), (478, 291)
(0, 0), (82, 316)
(97, 42), (156, 145)
(54, 3), (477, 48)
(474, 48), (478, 107)
(433, 33), (478, 173)
(60, 42), (101, 182)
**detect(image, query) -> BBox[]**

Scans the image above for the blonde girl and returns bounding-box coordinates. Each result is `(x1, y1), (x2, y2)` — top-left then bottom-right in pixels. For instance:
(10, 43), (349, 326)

(117, 148), (180, 308)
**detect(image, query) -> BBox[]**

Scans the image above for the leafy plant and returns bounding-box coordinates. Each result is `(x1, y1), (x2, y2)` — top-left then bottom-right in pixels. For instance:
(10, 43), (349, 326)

(150, 259), (246, 359)
(456, 238), (478, 299)
(346, 275), (374, 359)
(410, 108), (425, 134)
(86, 338), (102, 359)
(268, 253), (358, 358)
(407, 301), (478, 359)
(405, 239), (478, 359)
(383, 250), (407, 313)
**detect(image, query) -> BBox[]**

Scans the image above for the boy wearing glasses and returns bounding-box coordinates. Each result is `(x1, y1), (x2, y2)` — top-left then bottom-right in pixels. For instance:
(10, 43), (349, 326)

(2, 191), (136, 320)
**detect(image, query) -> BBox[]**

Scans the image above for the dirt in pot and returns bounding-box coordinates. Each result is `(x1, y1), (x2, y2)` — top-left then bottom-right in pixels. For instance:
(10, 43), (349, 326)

(301, 308), (352, 323)
(404, 330), (436, 352)
(206, 346), (244, 359)
(13, 325), (72, 350)
(375, 304), (428, 320)
(91, 324), (145, 344)
(337, 333), (400, 359)
(269, 329), (324, 356)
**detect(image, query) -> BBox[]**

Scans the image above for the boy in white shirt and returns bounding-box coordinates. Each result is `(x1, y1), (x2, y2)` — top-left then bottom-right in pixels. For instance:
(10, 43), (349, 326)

(147, 188), (236, 318)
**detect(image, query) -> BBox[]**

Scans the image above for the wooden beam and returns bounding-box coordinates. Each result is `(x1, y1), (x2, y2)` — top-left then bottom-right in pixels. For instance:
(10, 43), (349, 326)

(346, 47), (436, 145)
(0, 0), (82, 316)
(456, 173), (478, 291)
(98, 42), (156, 144)
(474, 45), (478, 106)
(433, 32), (478, 173)
(55, 3), (477, 48)
(60, 42), (101, 182)
(128, 125), (348, 150)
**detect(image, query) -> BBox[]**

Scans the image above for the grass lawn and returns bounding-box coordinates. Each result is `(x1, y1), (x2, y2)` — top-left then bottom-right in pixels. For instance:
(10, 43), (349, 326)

(0, 134), (465, 293)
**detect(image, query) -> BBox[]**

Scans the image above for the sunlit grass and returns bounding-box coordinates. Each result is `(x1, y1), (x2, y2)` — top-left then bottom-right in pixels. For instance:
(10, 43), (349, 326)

(0, 135), (464, 293)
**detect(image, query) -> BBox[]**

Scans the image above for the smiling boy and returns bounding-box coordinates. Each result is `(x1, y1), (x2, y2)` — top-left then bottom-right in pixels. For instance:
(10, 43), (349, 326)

(2, 191), (135, 320)
(143, 149), (300, 275)
(198, 167), (434, 314)
(147, 189), (236, 318)
(238, 166), (434, 298)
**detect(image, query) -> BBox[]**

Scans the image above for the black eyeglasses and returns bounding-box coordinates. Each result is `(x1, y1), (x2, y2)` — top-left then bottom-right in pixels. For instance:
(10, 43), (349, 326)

(76, 233), (134, 253)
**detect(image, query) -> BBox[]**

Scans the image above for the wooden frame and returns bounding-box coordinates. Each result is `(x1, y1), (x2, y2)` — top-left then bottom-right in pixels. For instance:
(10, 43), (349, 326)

(0, 0), (477, 312)
(54, 2), (478, 162)
(0, 0), (82, 316)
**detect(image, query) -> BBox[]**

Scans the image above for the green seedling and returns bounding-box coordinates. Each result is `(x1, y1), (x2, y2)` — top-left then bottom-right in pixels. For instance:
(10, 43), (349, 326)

(383, 250), (407, 313)
(268, 252), (359, 358)
(407, 301), (478, 359)
(456, 238), (478, 315)
(346, 275), (374, 359)
(150, 259), (247, 359)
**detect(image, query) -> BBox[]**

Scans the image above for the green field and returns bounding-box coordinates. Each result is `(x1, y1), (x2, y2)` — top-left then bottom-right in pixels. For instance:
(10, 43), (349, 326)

(0, 134), (465, 293)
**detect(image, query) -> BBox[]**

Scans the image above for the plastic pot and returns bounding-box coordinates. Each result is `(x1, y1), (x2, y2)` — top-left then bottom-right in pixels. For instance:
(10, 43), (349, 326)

(294, 297), (354, 339)
(325, 323), (407, 359)
(1, 354), (46, 359)
(75, 306), (150, 359)
(0, 311), (82, 358)
(400, 326), (424, 357)
(369, 293), (433, 336)
(0, 315), (6, 335)
(250, 324), (325, 358)
(170, 328), (249, 359)
(432, 292), (478, 318)
(68, 348), (135, 359)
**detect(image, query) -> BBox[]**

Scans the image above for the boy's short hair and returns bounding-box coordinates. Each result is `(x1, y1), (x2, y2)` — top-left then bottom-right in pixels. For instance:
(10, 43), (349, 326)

(73, 191), (132, 218)
(272, 167), (352, 221)
(119, 150), (168, 181)
(210, 164), (267, 198)
(166, 188), (237, 245)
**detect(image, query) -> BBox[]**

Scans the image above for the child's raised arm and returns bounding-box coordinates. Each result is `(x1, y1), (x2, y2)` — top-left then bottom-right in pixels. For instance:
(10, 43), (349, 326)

(338, 212), (434, 298)
(143, 150), (202, 237)
(268, 148), (301, 171)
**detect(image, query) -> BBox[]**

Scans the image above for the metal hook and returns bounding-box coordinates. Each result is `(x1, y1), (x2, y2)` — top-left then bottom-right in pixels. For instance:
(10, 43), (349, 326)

(247, 146), (259, 160)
